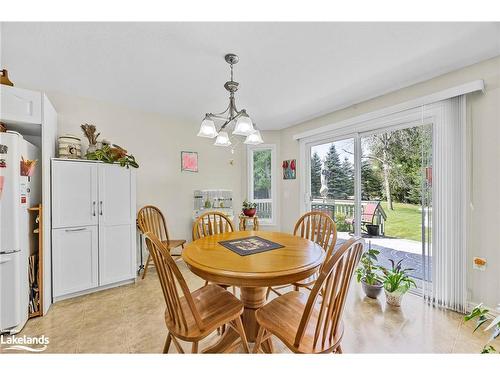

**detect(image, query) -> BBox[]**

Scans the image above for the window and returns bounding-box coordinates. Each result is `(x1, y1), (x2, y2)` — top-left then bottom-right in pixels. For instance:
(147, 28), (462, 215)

(247, 144), (276, 225)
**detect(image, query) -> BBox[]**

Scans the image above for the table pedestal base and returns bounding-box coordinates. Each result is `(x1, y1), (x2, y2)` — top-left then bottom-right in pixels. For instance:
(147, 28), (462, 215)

(202, 286), (273, 353)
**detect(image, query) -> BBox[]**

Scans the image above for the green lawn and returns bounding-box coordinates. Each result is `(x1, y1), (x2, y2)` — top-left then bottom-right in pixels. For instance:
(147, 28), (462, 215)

(382, 202), (422, 242)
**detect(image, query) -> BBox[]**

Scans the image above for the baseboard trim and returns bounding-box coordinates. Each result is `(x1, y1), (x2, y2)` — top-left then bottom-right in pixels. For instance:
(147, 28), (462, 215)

(53, 278), (136, 303)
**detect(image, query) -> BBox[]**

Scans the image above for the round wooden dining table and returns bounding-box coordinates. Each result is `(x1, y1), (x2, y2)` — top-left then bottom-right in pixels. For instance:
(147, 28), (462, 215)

(182, 230), (325, 353)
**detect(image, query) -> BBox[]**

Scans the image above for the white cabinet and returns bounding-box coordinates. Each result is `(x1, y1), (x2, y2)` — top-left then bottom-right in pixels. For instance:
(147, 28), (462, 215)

(52, 161), (98, 228)
(52, 226), (99, 297)
(0, 86), (42, 125)
(98, 164), (135, 285)
(51, 160), (136, 299)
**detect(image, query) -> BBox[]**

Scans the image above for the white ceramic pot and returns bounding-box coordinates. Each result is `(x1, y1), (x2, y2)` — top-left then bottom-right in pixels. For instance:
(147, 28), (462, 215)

(385, 290), (404, 307)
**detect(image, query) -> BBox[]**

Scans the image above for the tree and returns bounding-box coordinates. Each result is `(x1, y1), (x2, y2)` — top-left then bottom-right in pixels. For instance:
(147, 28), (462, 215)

(253, 149), (271, 199)
(323, 144), (343, 199)
(338, 157), (354, 198)
(363, 126), (432, 208)
(361, 159), (383, 200)
(310, 152), (323, 198)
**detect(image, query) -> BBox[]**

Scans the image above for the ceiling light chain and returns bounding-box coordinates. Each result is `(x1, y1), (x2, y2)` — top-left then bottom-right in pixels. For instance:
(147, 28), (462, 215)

(197, 53), (263, 146)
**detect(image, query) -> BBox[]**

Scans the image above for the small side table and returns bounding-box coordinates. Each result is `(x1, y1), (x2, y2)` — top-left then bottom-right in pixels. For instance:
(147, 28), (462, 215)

(239, 215), (259, 231)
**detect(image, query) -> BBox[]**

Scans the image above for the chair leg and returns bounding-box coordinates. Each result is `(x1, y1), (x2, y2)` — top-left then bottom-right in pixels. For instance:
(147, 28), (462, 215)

(294, 285), (299, 291)
(171, 335), (185, 354)
(253, 326), (266, 353)
(265, 336), (274, 353)
(335, 345), (343, 354)
(204, 280), (209, 286)
(232, 286), (236, 295)
(163, 333), (172, 353)
(192, 341), (198, 354)
(233, 316), (249, 353)
(266, 287), (271, 300)
(142, 254), (151, 280)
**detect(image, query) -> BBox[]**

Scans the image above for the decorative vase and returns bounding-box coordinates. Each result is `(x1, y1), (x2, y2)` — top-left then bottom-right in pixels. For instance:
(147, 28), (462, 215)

(361, 279), (383, 299)
(58, 135), (82, 159)
(87, 144), (97, 153)
(385, 290), (404, 307)
(0, 69), (14, 86)
(243, 208), (256, 217)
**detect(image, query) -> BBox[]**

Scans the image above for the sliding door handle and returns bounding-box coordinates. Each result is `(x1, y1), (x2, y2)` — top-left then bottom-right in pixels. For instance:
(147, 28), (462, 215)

(99, 201), (103, 216)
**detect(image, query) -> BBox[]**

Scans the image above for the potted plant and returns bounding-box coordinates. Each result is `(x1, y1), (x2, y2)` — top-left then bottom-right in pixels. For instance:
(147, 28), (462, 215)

(381, 259), (416, 307)
(356, 246), (384, 299)
(464, 303), (500, 353)
(242, 200), (257, 217)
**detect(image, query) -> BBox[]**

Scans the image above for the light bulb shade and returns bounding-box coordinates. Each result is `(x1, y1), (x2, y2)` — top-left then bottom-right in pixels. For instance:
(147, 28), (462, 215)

(214, 131), (232, 147)
(244, 130), (264, 145)
(232, 113), (255, 136)
(197, 116), (218, 138)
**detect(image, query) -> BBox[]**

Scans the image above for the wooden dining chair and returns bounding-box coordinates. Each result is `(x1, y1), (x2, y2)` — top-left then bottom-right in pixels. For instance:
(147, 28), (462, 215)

(144, 232), (249, 353)
(253, 237), (364, 354)
(192, 211), (236, 295)
(137, 205), (186, 280)
(192, 211), (235, 240)
(267, 211), (337, 297)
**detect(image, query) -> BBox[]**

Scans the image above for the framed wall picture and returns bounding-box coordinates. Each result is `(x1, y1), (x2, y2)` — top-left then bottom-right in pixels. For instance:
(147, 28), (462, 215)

(282, 159), (296, 180)
(181, 151), (198, 172)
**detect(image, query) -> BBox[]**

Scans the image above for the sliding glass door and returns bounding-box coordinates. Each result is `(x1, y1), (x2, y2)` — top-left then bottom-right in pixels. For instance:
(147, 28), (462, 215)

(306, 122), (433, 292)
(309, 137), (359, 240)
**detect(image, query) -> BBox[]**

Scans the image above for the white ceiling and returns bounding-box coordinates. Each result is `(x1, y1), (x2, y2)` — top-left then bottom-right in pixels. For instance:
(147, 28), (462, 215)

(2, 22), (500, 130)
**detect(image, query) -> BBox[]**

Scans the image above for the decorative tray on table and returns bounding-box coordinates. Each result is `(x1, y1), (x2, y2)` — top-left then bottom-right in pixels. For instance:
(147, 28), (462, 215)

(218, 236), (284, 256)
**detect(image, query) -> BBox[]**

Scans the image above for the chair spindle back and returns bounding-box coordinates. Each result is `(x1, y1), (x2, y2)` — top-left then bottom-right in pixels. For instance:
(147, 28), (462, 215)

(144, 232), (203, 332)
(192, 211), (234, 240)
(294, 211), (338, 264)
(294, 237), (364, 351)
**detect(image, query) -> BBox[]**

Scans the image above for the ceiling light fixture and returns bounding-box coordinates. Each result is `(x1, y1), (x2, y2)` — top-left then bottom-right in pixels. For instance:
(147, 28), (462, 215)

(197, 54), (263, 147)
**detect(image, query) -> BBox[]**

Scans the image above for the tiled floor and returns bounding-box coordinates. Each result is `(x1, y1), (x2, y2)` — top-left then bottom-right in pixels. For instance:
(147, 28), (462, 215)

(0, 261), (490, 354)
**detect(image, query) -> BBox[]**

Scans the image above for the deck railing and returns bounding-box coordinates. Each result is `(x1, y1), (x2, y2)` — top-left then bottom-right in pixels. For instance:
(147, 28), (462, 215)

(255, 199), (272, 220)
(311, 199), (386, 234)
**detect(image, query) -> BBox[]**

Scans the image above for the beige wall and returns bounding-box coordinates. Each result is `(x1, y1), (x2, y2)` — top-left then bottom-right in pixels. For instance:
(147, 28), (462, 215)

(276, 56), (500, 308)
(47, 92), (243, 243)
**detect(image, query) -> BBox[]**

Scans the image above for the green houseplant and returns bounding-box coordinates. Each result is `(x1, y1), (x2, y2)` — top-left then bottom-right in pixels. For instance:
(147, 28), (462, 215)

(355, 246), (384, 299)
(86, 144), (139, 169)
(382, 258), (416, 306)
(242, 199), (257, 217)
(464, 303), (500, 353)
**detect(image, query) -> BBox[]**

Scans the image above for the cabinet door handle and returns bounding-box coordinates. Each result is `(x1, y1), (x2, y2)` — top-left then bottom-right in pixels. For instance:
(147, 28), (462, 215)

(100, 201), (103, 216)
(65, 228), (86, 232)
(92, 201), (96, 216)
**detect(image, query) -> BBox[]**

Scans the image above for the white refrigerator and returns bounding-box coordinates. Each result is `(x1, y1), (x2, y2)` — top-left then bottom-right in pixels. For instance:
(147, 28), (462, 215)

(0, 131), (40, 334)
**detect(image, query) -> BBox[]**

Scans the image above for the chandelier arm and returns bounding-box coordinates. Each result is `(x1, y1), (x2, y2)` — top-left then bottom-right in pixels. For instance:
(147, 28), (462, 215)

(219, 111), (244, 131)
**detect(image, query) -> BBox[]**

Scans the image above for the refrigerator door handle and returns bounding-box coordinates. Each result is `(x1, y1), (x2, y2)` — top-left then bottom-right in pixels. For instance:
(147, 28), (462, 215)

(92, 201), (96, 216)
(100, 201), (103, 216)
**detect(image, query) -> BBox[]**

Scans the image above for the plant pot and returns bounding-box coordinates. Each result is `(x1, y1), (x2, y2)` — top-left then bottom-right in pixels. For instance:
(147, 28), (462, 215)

(385, 290), (404, 307)
(361, 279), (383, 299)
(87, 144), (97, 153)
(243, 208), (256, 217)
(366, 224), (379, 236)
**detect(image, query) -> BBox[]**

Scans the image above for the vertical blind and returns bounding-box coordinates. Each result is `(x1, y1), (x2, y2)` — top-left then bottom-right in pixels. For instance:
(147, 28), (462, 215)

(425, 96), (467, 312)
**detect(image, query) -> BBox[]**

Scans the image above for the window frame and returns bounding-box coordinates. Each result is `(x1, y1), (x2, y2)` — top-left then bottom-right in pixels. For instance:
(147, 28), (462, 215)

(247, 143), (277, 226)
